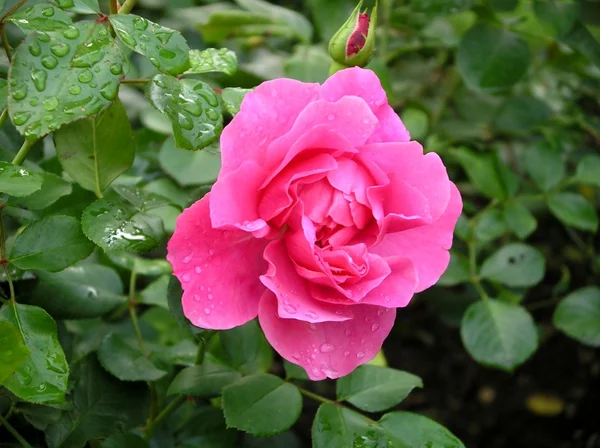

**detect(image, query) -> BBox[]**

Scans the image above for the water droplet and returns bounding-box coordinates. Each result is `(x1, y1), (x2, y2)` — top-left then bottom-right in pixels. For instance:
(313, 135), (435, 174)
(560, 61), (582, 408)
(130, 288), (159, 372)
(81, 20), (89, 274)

(182, 102), (202, 117)
(177, 112), (193, 130)
(13, 111), (31, 126)
(193, 294), (201, 302)
(31, 69), (47, 92)
(283, 304), (297, 314)
(98, 28), (108, 37)
(29, 98), (39, 106)
(42, 97), (59, 111)
(356, 352), (365, 359)
(37, 33), (50, 43)
(182, 273), (191, 282)
(206, 108), (219, 121)
(117, 31), (136, 47)
(62, 26), (79, 39)
(56, 0), (75, 8)
(207, 294), (214, 300)
(384, 296), (390, 302)
(194, 266), (202, 274)
(203, 307), (211, 315)
(305, 311), (317, 320)
(208, 249), (215, 256)
(149, 57), (160, 68)
(50, 42), (70, 57)
(28, 40), (42, 56)
(364, 316), (371, 323)
(360, 338), (366, 344)
(100, 81), (118, 101)
(320, 343), (335, 353)
(371, 324), (379, 332)
(292, 353), (301, 360)
(133, 16), (149, 30)
(309, 323), (317, 331)
(343, 350), (350, 357)
(344, 329), (351, 337)
(377, 308), (385, 316)
(69, 85), (82, 95)
(109, 63), (123, 75)
(42, 6), (55, 16)
(362, 118), (370, 125)
(41, 55), (58, 69)
(11, 83), (27, 100)
(77, 69), (93, 83)
(311, 367), (321, 376)
(159, 48), (176, 60)
(43, 114), (53, 122)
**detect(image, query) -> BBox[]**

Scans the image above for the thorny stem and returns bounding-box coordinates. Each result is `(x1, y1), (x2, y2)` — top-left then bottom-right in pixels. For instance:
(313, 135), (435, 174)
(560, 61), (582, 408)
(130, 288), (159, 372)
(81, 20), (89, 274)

(1, 26), (12, 62)
(118, 0), (137, 14)
(12, 140), (36, 166)
(0, 0), (30, 23)
(0, 412), (33, 448)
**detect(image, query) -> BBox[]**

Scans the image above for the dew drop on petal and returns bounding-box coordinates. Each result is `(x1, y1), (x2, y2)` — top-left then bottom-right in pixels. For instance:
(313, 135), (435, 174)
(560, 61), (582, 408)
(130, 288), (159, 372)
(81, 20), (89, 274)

(343, 351), (350, 357)
(356, 352), (365, 359)
(207, 294), (213, 300)
(371, 324), (379, 332)
(344, 329), (351, 337)
(194, 266), (202, 274)
(193, 294), (201, 302)
(320, 343), (335, 353)
(203, 307), (211, 315)
(182, 273), (191, 282)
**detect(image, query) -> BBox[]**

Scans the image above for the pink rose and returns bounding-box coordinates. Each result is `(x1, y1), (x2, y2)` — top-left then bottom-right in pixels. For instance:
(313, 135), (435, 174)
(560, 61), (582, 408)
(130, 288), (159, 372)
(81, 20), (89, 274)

(167, 67), (462, 380)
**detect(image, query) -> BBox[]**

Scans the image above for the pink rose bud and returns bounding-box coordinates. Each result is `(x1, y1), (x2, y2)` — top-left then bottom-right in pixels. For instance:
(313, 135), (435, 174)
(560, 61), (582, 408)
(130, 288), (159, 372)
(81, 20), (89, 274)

(329, 0), (377, 70)
(167, 68), (462, 380)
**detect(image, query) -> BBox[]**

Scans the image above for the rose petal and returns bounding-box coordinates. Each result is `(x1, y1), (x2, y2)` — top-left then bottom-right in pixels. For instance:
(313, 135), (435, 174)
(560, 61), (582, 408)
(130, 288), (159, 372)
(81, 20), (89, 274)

(371, 183), (463, 292)
(210, 160), (269, 234)
(361, 141), (451, 220)
(220, 79), (320, 175)
(260, 239), (353, 322)
(167, 195), (268, 329)
(320, 67), (410, 143)
(360, 257), (419, 307)
(258, 291), (396, 380)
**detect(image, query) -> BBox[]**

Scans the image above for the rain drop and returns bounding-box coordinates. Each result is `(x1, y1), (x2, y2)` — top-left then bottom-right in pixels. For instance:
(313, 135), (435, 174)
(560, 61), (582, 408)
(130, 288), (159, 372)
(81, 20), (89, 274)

(132, 17), (149, 30)
(69, 85), (82, 95)
(305, 311), (317, 320)
(149, 57), (161, 68)
(344, 329), (351, 337)
(371, 324), (379, 332)
(50, 43), (70, 57)
(206, 108), (219, 121)
(159, 48), (176, 60)
(356, 352), (365, 359)
(109, 63), (123, 75)
(62, 26), (80, 39)
(283, 304), (297, 314)
(11, 84), (27, 100)
(194, 266), (202, 274)
(193, 294), (201, 302)
(320, 343), (335, 353)
(203, 307), (211, 315)
(13, 112), (31, 126)
(28, 40), (42, 56)
(343, 351), (350, 357)
(118, 31), (136, 47)
(77, 69), (93, 83)
(182, 273), (191, 282)
(41, 55), (58, 69)
(207, 294), (213, 300)
(311, 367), (320, 376)
(42, 96), (59, 111)
(41, 6), (55, 17)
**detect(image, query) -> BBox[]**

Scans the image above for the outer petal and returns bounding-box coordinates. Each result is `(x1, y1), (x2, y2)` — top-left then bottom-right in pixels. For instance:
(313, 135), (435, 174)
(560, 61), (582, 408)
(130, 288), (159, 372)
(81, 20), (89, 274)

(210, 160), (269, 234)
(167, 195), (268, 329)
(320, 67), (410, 143)
(360, 257), (419, 307)
(370, 183), (463, 292)
(361, 141), (451, 220)
(220, 79), (320, 175)
(259, 291), (396, 380)
(260, 239), (353, 322)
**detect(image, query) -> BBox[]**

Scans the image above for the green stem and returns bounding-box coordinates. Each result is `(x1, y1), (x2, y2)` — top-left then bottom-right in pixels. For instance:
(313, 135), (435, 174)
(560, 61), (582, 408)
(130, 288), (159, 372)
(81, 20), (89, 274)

(0, 108), (8, 130)
(0, 413), (33, 448)
(109, 0), (118, 14)
(127, 269), (146, 356)
(0, 0), (30, 22)
(0, 26), (12, 62)
(296, 387), (378, 424)
(468, 240), (489, 300)
(12, 140), (35, 166)
(118, 0), (137, 14)
(143, 395), (185, 440)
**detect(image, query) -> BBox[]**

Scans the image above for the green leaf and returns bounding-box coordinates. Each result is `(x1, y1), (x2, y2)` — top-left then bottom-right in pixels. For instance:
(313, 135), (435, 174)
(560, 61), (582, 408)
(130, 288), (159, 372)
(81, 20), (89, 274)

(147, 75), (223, 151)
(284, 360), (309, 380)
(554, 286), (600, 347)
(168, 361), (242, 397)
(10, 215), (94, 272)
(54, 99), (135, 195)
(412, 0), (474, 15)
(220, 320), (274, 374)
(107, 251), (172, 276)
(159, 137), (221, 186)
(186, 48), (238, 75)
(305, 0), (356, 41)
(236, 0), (313, 43)
(461, 299), (538, 371)
(0, 78), (7, 110)
(283, 45), (330, 83)
(438, 252), (470, 286)
(0, 161), (43, 197)
(379, 411), (466, 448)
(452, 147), (506, 200)
(457, 22), (530, 93)
(109, 14), (190, 76)
(547, 192), (598, 232)
(480, 243), (545, 287)
(7, 4), (73, 32)
(98, 333), (168, 382)
(561, 21), (600, 67)
(0, 304), (68, 403)
(336, 365), (423, 413)
(523, 141), (565, 192)
(167, 277), (205, 336)
(223, 374), (302, 436)
(533, 0), (580, 35)
(55, 0), (101, 14)
(8, 21), (125, 141)
(574, 155), (600, 187)
(138, 275), (168, 309)
(18, 403), (62, 431)
(15, 172), (71, 209)
(24, 265), (126, 319)
(474, 208), (506, 243)
(81, 186), (168, 252)
(503, 201), (537, 240)
(101, 433), (149, 448)
(401, 108), (429, 141)
(494, 97), (552, 134)
(46, 356), (149, 448)
(312, 403), (407, 448)
(0, 320), (30, 385)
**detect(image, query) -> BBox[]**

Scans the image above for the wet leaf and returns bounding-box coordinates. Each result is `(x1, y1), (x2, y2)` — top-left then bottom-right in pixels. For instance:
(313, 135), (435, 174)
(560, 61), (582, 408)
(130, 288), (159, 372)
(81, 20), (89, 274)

(8, 21), (125, 140)
(109, 14), (190, 76)
(0, 161), (43, 197)
(168, 361), (241, 397)
(15, 172), (72, 209)
(0, 304), (69, 403)
(554, 286), (600, 347)
(379, 412), (466, 448)
(186, 48), (238, 75)
(0, 320), (30, 385)
(158, 137), (221, 186)
(147, 75), (223, 151)
(7, 4), (73, 33)
(480, 243), (546, 287)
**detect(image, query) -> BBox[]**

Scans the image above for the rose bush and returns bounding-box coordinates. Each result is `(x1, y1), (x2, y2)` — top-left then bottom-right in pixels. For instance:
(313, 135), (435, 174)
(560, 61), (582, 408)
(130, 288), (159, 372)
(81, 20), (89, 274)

(168, 67), (462, 380)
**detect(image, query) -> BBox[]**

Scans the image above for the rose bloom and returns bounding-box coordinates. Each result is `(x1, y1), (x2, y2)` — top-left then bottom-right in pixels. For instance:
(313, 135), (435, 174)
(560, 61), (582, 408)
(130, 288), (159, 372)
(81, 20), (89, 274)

(167, 67), (462, 380)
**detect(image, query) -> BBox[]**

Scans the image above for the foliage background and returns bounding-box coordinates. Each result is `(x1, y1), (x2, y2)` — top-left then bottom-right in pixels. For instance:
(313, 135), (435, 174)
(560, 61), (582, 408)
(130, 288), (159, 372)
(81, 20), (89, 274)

(0, 0), (599, 447)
